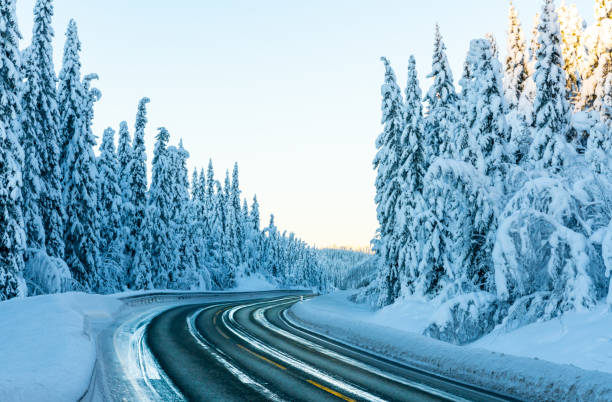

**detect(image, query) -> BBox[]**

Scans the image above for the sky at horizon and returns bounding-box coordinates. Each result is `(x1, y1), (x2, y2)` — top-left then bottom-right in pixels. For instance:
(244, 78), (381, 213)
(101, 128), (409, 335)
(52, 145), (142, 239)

(16, 0), (596, 249)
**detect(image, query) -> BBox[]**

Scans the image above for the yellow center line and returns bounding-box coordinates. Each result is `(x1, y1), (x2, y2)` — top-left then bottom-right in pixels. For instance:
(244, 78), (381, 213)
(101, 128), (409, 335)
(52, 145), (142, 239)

(237, 344), (287, 370)
(306, 379), (356, 402)
(215, 325), (230, 339)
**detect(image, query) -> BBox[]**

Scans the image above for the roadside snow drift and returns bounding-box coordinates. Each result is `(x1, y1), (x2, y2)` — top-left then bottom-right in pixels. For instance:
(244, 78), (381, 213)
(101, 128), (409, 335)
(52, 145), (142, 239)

(288, 292), (612, 401)
(0, 293), (122, 402)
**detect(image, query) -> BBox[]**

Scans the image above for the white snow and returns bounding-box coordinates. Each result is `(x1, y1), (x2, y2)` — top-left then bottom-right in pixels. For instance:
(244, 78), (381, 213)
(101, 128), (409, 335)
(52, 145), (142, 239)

(0, 292), (122, 402)
(233, 273), (278, 291)
(288, 291), (612, 401)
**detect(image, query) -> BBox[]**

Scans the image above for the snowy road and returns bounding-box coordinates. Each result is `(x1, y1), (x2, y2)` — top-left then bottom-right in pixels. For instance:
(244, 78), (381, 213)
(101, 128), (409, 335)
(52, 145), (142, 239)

(135, 293), (514, 401)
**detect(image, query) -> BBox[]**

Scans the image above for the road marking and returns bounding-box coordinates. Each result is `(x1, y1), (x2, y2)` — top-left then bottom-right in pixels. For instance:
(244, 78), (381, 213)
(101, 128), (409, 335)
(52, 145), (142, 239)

(237, 344), (287, 370)
(306, 379), (356, 402)
(215, 325), (230, 339)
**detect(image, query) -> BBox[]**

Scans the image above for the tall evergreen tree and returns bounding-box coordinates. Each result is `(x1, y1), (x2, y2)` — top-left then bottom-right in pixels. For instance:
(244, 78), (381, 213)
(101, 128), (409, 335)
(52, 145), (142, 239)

(505, 2), (529, 110)
(134, 128), (173, 289)
(373, 57), (404, 306)
(22, 0), (64, 257)
(96, 127), (122, 290)
(397, 56), (426, 289)
(529, 0), (571, 172)
(97, 127), (122, 252)
(116, 121), (131, 204)
(125, 97), (150, 288)
(557, 1), (585, 105)
(62, 68), (101, 291)
(58, 20), (82, 166)
(0, 0), (25, 300)
(21, 52), (45, 250)
(578, 0), (611, 110)
(424, 24), (459, 162)
(467, 39), (509, 188)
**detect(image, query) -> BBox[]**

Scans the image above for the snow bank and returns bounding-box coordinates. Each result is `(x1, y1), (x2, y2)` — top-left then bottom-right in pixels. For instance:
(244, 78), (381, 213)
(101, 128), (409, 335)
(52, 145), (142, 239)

(288, 292), (612, 401)
(0, 293), (122, 402)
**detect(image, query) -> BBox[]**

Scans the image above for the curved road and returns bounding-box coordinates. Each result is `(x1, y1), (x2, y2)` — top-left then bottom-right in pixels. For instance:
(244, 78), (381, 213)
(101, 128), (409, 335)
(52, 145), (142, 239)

(145, 294), (516, 402)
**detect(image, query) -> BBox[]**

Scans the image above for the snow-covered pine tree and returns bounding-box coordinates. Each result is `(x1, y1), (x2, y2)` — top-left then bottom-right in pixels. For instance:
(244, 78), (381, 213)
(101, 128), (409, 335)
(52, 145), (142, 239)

(230, 163), (246, 266)
(373, 57), (404, 306)
(397, 55), (426, 289)
(528, 13), (541, 76)
(457, 59), (479, 165)
(96, 127), (123, 290)
(505, 2), (528, 110)
(529, 0), (571, 172)
(595, 54), (612, 122)
(169, 140), (194, 287)
(134, 128), (173, 289)
(593, 52), (612, 120)
(125, 97), (150, 288)
(0, 0), (25, 300)
(20, 51), (45, 251)
(485, 32), (498, 59)
(97, 130), (121, 242)
(116, 121), (131, 203)
(557, 1), (585, 105)
(424, 24), (459, 162)
(467, 39), (509, 191)
(62, 70), (101, 291)
(578, 0), (611, 110)
(58, 20), (82, 169)
(22, 0), (64, 258)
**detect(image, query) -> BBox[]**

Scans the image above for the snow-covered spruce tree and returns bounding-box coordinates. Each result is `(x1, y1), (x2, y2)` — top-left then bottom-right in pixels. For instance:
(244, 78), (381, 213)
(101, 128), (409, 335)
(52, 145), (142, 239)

(416, 160), (495, 300)
(169, 140), (198, 288)
(504, 2), (528, 111)
(456, 59), (479, 165)
(58, 20), (82, 168)
(397, 55), (426, 290)
(133, 128), (173, 289)
(96, 127), (123, 289)
(22, 0), (64, 258)
(246, 194), (261, 274)
(593, 53), (612, 121)
(373, 57), (404, 306)
(578, 0), (611, 110)
(529, 0), (571, 173)
(466, 39), (509, 191)
(557, 1), (585, 105)
(116, 121), (131, 203)
(20, 51), (45, 251)
(125, 97), (150, 288)
(484, 32), (498, 59)
(424, 24), (459, 163)
(62, 72), (101, 291)
(0, 0), (26, 301)
(230, 163), (246, 267)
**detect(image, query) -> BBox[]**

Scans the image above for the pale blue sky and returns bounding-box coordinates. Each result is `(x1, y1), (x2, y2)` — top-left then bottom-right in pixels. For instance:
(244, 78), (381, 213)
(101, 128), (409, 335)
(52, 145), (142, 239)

(16, 0), (595, 248)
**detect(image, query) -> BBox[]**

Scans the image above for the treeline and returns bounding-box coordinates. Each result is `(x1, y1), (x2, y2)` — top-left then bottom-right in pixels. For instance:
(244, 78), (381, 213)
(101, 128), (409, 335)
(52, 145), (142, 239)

(0, 0), (326, 300)
(371, 0), (612, 342)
